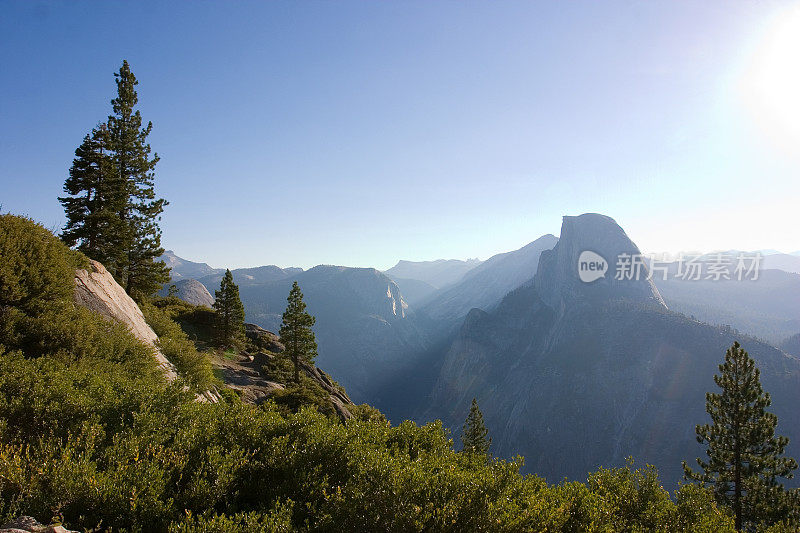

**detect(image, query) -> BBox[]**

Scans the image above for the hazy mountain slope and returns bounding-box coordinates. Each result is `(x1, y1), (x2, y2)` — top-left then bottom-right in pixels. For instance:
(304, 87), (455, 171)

(160, 250), (224, 281)
(762, 253), (800, 274)
(384, 258), (482, 289)
(781, 333), (800, 357)
(390, 277), (438, 307)
(653, 269), (800, 344)
(422, 214), (800, 488)
(420, 234), (558, 323)
(689, 251), (800, 275)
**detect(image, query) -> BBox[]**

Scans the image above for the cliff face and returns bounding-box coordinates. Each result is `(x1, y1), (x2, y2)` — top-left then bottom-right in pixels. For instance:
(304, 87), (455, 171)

(422, 214), (800, 487)
(74, 260), (179, 381)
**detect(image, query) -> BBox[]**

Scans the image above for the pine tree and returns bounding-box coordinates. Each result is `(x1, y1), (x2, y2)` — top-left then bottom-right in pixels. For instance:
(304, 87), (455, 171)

(59, 124), (127, 273)
(279, 281), (317, 383)
(684, 341), (799, 531)
(107, 60), (169, 298)
(213, 269), (245, 348)
(462, 398), (491, 457)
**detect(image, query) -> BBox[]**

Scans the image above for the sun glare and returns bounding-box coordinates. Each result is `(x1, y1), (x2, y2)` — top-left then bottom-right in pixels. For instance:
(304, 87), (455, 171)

(741, 4), (800, 153)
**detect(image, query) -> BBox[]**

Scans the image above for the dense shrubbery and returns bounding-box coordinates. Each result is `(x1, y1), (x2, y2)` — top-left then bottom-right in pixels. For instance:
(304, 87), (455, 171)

(140, 300), (216, 391)
(0, 214), (744, 531)
(151, 296), (217, 348)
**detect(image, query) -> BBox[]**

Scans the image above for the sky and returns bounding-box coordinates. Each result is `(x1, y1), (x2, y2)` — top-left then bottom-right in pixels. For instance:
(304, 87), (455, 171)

(1, 1), (799, 270)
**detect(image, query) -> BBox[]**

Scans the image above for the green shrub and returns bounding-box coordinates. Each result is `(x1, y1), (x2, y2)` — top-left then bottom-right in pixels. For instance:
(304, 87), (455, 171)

(168, 505), (294, 533)
(348, 403), (388, 424)
(0, 214), (85, 316)
(152, 296), (217, 347)
(141, 300), (216, 391)
(269, 378), (337, 419)
(262, 352), (295, 383)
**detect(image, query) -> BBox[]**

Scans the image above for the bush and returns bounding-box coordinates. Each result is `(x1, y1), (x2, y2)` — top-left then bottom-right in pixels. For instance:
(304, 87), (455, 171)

(168, 505), (294, 533)
(0, 214), (85, 316)
(269, 378), (337, 419)
(262, 352), (295, 384)
(141, 300), (216, 391)
(349, 403), (388, 424)
(152, 296), (217, 347)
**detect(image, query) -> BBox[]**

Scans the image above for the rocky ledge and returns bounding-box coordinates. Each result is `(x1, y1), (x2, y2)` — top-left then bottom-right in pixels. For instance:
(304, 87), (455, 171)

(0, 516), (78, 533)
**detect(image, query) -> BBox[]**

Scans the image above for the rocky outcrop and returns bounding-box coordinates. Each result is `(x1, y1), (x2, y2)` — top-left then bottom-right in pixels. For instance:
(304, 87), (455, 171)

(245, 322), (284, 352)
(299, 358), (355, 421)
(0, 516), (78, 533)
(209, 264), (425, 404)
(73, 260), (220, 403)
(159, 278), (215, 307)
(211, 349), (355, 421)
(74, 260), (178, 381)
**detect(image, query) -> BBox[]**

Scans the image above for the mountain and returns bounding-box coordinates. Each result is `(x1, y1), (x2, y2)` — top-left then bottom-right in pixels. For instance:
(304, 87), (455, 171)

(701, 250), (800, 274)
(160, 250), (224, 281)
(198, 264), (303, 290)
(420, 234), (558, 324)
(384, 258), (482, 289)
(158, 278), (215, 307)
(762, 253), (800, 274)
(420, 214), (800, 488)
(654, 268), (800, 344)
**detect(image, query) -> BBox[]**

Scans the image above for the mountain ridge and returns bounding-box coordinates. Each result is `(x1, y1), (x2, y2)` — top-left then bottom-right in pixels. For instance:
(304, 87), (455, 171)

(418, 213), (800, 487)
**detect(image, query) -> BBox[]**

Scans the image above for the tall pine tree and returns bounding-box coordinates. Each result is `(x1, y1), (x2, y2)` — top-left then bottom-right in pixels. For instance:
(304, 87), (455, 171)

(684, 341), (799, 531)
(279, 281), (317, 383)
(213, 269), (245, 348)
(59, 124), (126, 272)
(60, 60), (169, 299)
(107, 60), (169, 298)
(462, 397), (491, 457)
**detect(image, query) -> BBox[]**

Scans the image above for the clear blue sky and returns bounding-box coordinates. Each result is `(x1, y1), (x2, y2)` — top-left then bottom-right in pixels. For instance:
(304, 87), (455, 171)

(2, 1), (798, 270)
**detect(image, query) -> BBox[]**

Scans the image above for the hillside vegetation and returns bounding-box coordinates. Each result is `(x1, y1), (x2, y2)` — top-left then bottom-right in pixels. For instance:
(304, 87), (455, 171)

(0, 214), (747, 532)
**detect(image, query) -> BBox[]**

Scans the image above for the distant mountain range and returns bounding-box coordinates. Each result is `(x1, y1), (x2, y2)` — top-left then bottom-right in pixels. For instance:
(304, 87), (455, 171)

(384, 258), (482, 289)
(762, 253), (800, 274)
(161, 250), (223, 280)
(653, 268), (800, 344)
(160, 216), (800, 488)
